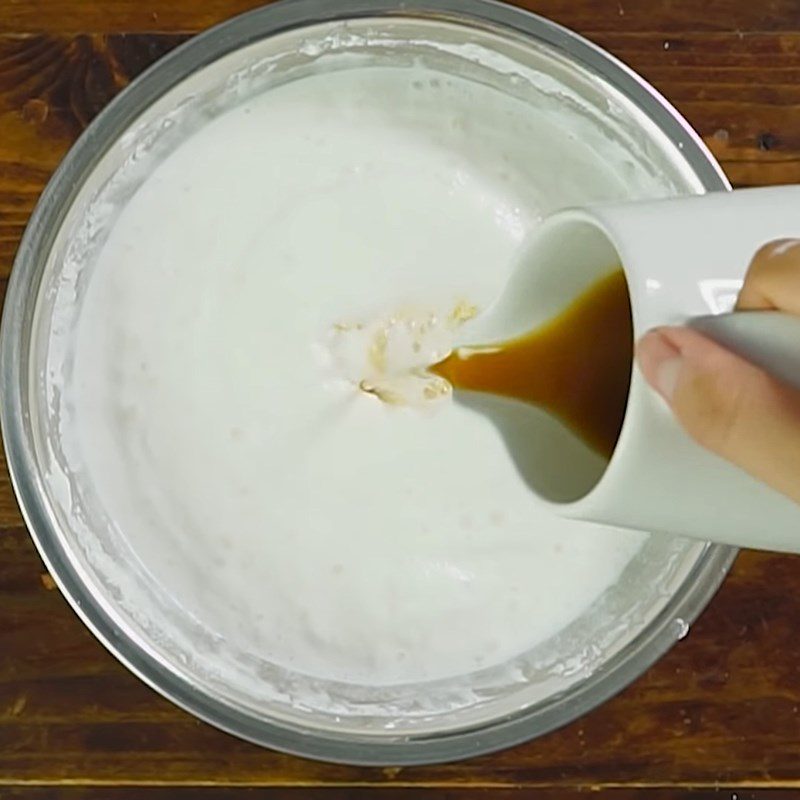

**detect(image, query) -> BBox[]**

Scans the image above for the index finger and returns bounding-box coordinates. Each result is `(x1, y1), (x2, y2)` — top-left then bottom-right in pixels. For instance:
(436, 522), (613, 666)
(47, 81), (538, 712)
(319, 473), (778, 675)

(737, 238), (800, 314)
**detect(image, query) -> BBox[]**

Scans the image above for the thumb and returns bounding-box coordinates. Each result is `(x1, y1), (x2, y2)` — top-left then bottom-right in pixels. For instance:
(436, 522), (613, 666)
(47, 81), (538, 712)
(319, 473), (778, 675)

(636, 325), (800, 505)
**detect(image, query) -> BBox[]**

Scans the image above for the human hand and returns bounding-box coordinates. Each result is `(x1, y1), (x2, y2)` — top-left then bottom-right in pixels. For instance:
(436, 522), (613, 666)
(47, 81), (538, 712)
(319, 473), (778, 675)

(636, 239), (800, 504)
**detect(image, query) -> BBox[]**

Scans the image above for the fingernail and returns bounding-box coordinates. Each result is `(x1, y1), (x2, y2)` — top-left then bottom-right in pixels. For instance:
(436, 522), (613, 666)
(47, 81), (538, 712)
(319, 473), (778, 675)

(765, 238), (800, 258)
(654, 356), (682, 401)
(637, 328), (682, 402)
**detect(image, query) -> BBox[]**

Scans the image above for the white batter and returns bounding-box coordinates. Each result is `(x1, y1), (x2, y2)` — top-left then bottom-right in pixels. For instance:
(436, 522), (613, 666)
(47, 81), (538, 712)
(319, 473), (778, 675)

(64, 66), (653, 686)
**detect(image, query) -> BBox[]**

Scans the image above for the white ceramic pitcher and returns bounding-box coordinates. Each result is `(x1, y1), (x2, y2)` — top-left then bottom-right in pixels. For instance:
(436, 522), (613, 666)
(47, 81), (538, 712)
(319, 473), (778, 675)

(462, 186), (800, 553)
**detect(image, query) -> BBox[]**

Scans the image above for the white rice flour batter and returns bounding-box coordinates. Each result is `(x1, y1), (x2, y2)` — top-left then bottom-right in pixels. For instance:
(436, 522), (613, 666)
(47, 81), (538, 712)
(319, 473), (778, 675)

(64, 65), (657, 686)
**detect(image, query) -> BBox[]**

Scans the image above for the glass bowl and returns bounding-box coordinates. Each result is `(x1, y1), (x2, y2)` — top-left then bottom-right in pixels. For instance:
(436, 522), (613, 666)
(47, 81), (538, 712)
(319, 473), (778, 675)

(0, 0), (735, 765)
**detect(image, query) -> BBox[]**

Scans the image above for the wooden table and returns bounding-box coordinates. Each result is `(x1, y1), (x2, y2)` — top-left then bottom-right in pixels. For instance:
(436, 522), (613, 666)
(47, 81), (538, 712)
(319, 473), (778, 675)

(2, 1), (800, 797)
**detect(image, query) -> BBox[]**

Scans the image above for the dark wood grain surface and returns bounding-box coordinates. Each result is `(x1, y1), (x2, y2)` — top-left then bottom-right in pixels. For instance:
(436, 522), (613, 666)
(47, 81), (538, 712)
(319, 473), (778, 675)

(3, 1), (800, 797)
